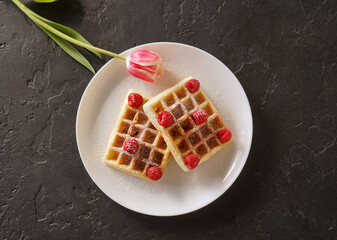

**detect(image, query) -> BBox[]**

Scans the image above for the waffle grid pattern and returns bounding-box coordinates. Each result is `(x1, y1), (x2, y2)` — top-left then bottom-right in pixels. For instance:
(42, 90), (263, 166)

(144, 77), (231, 171)
(104, 90), (171, 180)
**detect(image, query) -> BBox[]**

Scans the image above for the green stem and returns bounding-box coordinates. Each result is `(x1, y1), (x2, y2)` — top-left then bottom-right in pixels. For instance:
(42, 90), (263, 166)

(12, 0), (127, 61)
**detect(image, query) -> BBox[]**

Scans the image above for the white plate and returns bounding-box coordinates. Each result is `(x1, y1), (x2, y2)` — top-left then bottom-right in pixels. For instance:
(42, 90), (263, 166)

(76, 42), (253, 216)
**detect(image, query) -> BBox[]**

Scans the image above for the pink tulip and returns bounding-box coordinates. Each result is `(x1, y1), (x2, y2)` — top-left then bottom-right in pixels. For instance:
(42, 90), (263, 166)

(126, 49), (164, 82)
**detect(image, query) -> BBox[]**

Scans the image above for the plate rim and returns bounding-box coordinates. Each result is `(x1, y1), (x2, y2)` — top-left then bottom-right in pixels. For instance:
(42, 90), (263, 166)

(76, 41), (253, 216)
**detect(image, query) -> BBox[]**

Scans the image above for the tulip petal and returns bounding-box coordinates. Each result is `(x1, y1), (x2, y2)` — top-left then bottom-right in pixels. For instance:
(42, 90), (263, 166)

(126, 49), (163, 82)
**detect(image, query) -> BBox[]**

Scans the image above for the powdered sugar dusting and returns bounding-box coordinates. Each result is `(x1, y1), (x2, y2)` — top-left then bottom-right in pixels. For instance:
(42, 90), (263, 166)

(123, 138), (138, 154)
(192, 110), (208, 125)
(78, 43), (251, 215)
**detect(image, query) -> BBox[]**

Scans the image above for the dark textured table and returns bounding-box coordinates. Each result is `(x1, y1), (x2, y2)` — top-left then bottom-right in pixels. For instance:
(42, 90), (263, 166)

(1, 0), (337, 239)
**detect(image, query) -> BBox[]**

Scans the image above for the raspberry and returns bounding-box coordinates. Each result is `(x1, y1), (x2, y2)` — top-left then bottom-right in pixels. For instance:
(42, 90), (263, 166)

(157, 111), (174, 127)
(185, 79), (200, 93)
(217, 129), (232, 143)
(192, 110), (208, 125)
(184, 154), (200, 170)
(128, 93), (143, 108)
(146, 166), (163, 181)
(123, 138), (139, 154)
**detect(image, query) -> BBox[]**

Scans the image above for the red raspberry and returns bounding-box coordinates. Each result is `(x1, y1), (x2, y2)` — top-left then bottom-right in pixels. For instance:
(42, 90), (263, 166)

(184, 154), (200, 170)
(185, 79), (200, 93)
(146, 166), (163, 181)
(217, 129), (232, 143)
(123, 138), (139, 154)
(157, 111), (174, 127)
(128, 93), (143, 108)
(192, 110), (208, 125)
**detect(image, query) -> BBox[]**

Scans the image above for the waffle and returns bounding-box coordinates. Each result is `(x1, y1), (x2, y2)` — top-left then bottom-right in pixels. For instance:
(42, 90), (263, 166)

(103, 90), (171, 181)
(143, 76), (232, 171)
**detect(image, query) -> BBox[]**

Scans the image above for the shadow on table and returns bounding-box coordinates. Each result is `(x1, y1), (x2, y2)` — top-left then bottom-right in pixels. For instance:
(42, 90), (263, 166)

(25, 0), (84, 27)
(117, 105), (274, 233)
(10, 0), (107, 71)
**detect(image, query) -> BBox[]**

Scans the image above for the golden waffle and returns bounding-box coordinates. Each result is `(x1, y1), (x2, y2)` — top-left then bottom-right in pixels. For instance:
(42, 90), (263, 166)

(143, 76), (232, 171)
(103, 90), (171, 181)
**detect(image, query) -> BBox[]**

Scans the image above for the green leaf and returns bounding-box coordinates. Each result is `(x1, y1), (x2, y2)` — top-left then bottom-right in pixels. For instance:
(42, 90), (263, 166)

(26, 8), (102, 59)
(36, 23), (96, 74)
(34, 0), (57, 3)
